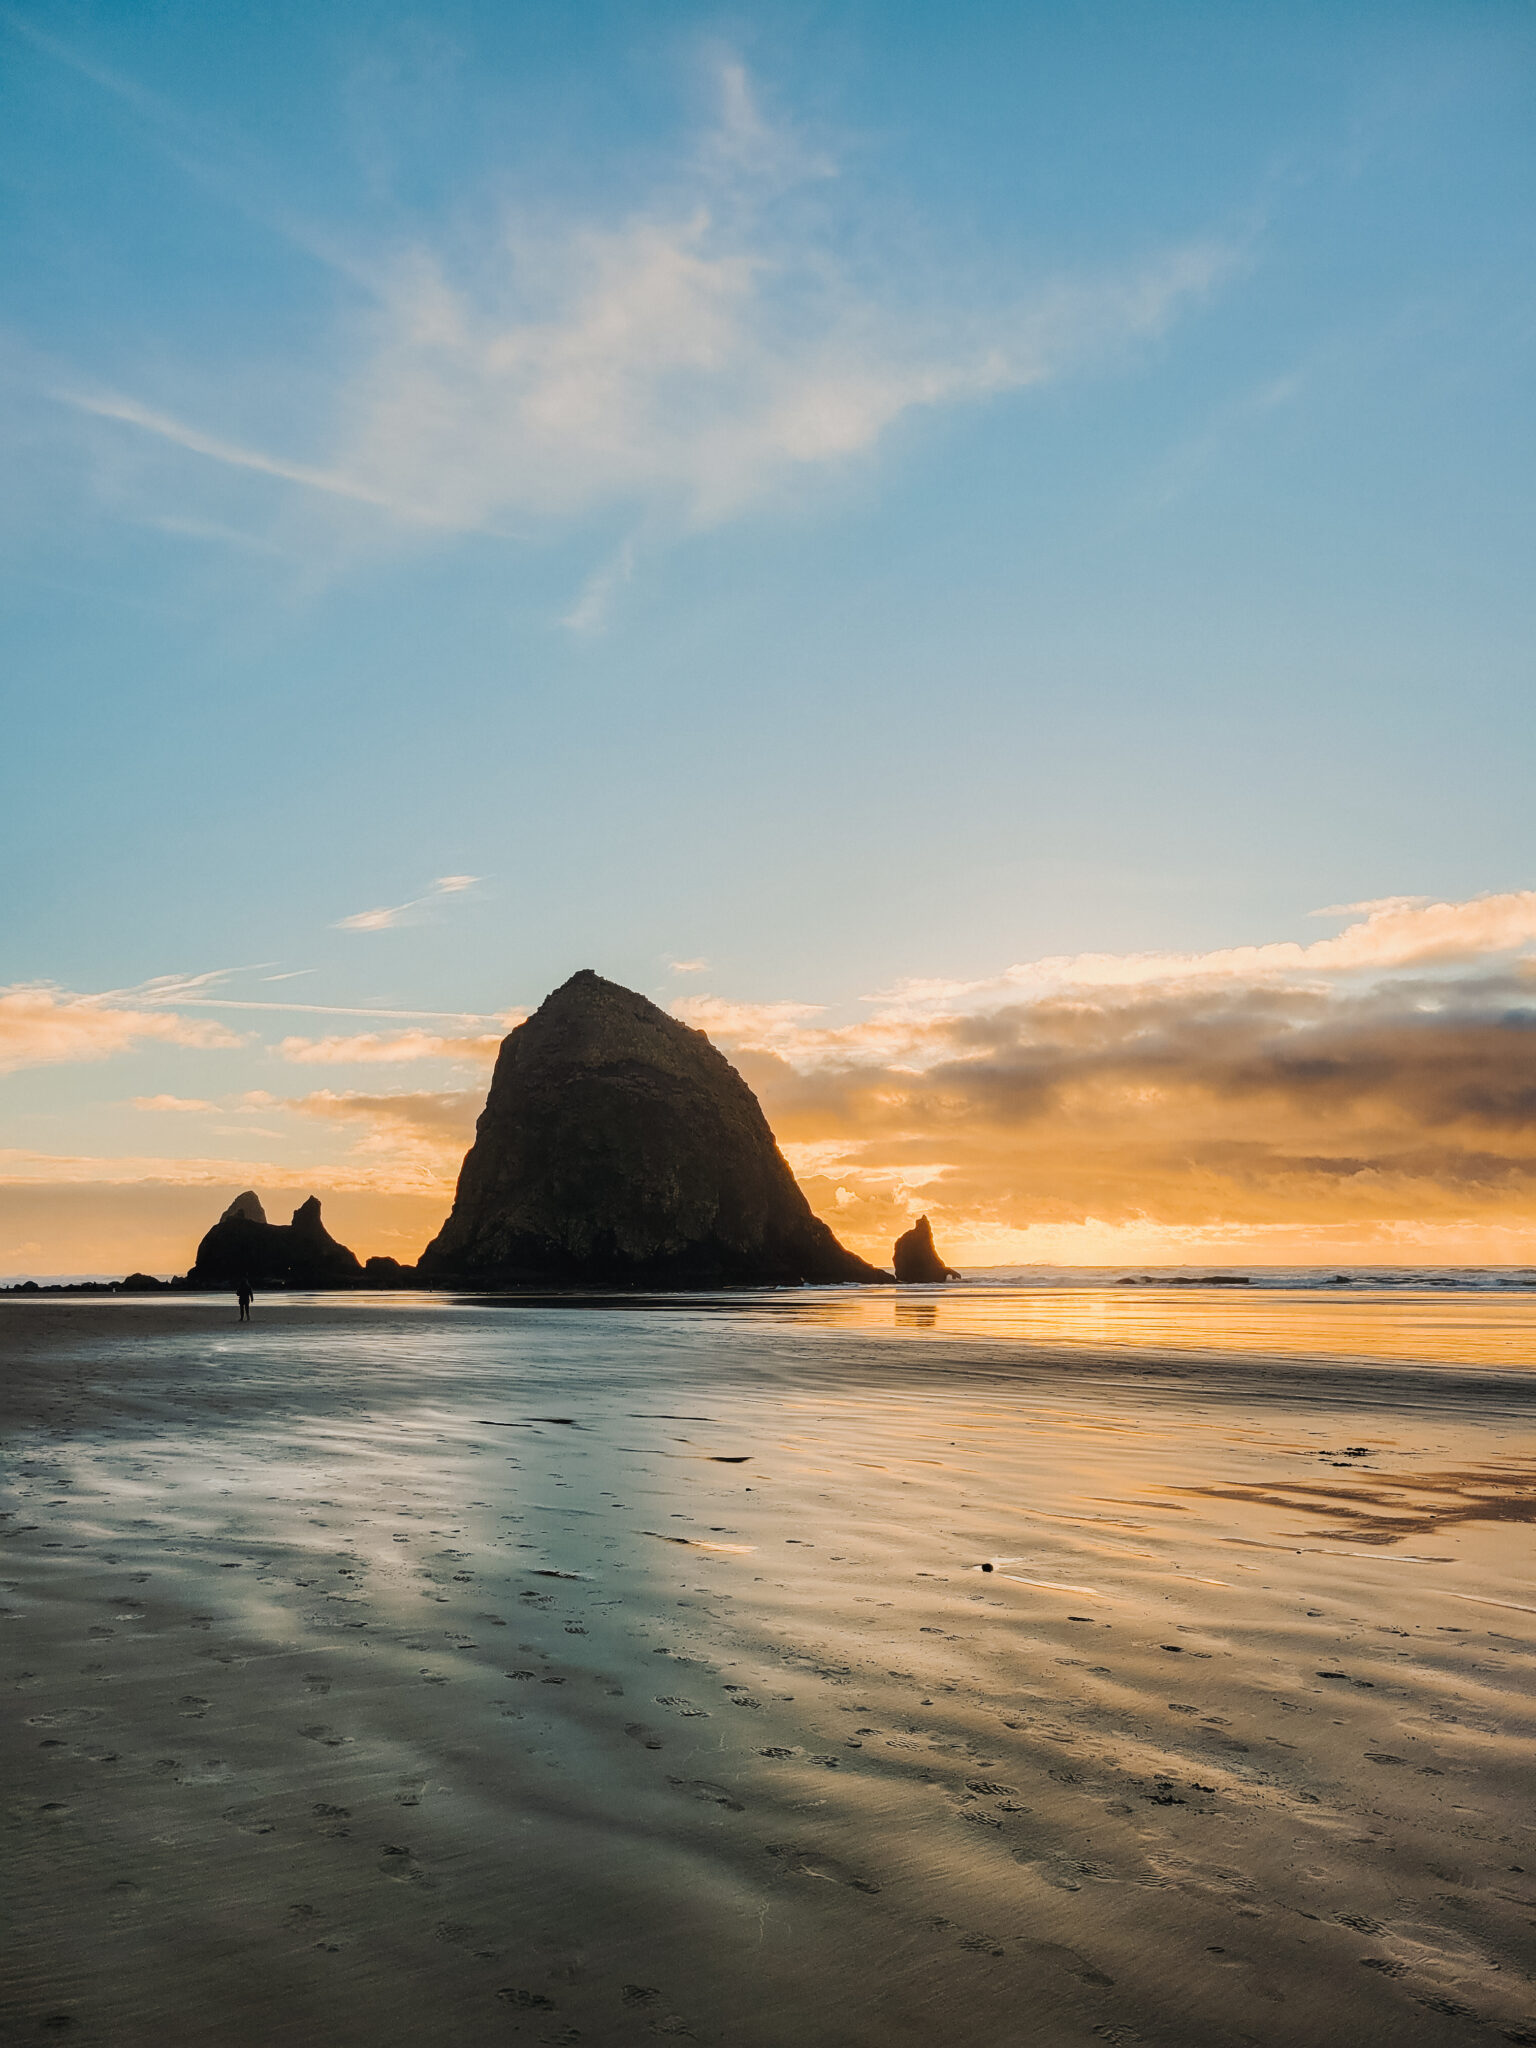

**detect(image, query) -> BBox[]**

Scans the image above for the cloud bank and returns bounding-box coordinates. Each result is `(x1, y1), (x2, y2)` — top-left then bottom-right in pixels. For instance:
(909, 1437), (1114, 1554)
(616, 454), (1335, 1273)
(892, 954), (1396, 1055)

(675, 892), (1536, 1261)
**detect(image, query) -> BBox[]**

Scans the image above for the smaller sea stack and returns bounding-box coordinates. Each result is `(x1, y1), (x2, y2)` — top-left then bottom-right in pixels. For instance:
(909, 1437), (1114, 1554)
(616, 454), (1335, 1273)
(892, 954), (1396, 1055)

(892, 1215), (959, 1282)
(186, 1192), (364, 1289)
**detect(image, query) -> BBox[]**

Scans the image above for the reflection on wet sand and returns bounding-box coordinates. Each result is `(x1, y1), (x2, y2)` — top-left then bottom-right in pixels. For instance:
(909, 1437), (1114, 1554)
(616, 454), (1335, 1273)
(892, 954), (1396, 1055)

(820, 1282), (1536, 1367)
(3, 1299), (1535, 2047)
(1174, 1462), (1536, 1543)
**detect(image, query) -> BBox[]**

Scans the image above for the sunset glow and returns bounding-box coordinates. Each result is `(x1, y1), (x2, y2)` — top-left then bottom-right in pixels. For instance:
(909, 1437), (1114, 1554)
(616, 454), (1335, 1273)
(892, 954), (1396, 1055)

(4, 5), (1533, 1276)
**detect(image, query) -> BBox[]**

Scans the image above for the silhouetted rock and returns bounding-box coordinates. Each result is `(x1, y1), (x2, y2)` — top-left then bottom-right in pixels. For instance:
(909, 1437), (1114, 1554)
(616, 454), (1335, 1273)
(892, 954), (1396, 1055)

(892, 1215), (959, 1282)
(419, 970), (890, 1289)
(119, 1272), (166, 1292)
(363, 1254), (414, 1285)
(186, 1191), (364, 1289)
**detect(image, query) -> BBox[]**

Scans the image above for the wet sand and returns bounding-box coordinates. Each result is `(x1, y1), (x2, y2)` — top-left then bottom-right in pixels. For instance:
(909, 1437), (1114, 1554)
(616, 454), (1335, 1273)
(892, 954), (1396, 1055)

(3, 1293), (1535, 2046)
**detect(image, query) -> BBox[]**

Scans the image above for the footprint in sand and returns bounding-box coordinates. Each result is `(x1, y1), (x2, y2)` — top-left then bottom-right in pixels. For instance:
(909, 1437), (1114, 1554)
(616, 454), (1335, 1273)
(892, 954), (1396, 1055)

(378, 1844), (436, 1887)
(221, 1802), (277, 1835)
(435, 1921), (501, 1961)
(668, 1777), (745, 1811)
(654, 1696), (709, 1717)
(1015, 1854), (1116, 1891)
(764, 1844), (880, 1893)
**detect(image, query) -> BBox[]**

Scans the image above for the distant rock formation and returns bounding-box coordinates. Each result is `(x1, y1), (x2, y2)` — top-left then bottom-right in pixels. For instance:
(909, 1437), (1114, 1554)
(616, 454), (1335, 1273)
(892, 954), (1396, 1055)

(363, 1254), (411, 1286)
(892, 1215), (959, 1282)
(418, 970), (890, 1288)
(186, 1192), (364, 1290)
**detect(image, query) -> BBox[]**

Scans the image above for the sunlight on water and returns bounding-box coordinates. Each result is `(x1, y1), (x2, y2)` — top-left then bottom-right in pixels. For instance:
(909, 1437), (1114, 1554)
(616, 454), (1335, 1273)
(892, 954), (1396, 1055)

(730, 1284), (1536, 1368)
(60, 1275), (1536, 1370)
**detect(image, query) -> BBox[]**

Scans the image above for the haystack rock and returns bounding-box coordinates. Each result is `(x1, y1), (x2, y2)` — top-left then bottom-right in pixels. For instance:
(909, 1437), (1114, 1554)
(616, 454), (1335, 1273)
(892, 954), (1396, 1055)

(892, 1215), (959, 1282)
(186, 1191), (364, 1289)
(418, 970), (890, 1288)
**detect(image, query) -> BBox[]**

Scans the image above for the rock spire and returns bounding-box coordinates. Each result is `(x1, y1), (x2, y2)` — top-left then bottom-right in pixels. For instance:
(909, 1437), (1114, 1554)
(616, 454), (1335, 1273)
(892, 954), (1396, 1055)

(892, 1214), (959, 1282)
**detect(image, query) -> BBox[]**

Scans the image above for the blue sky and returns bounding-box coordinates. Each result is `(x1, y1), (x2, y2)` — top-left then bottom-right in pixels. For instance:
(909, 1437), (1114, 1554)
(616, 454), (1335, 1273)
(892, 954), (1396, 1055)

(4, 1), (1536, 1271)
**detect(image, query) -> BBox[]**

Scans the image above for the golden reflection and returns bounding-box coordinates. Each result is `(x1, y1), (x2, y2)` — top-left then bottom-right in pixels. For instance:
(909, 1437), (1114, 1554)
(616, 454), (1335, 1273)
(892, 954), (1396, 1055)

(742, 1284), (1536, 1369)
(894, 1301), (938, 1329)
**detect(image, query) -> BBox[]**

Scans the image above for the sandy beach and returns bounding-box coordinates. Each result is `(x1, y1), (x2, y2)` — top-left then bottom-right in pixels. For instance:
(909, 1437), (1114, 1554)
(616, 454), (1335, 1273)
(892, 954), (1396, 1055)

(4, 1291), (1535, 2046)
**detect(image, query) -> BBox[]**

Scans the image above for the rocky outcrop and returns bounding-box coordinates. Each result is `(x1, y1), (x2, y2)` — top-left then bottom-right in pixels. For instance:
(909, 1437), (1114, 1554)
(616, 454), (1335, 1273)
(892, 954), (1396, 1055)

(418, 970), (890, 1288)
(363, 1255), (412, 1285)
(892, 1215), (959, 1282)
(186, 1192), (365, 1289)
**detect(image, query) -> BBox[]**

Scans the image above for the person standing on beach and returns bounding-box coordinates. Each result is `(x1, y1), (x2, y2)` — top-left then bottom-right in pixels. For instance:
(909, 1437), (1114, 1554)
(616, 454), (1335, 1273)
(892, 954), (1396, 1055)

(236, 1281), (253, 1322)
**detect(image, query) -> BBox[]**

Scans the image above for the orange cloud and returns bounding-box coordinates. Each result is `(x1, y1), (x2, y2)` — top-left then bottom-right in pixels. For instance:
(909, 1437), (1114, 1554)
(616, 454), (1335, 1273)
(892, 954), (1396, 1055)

(700, 960), (1536, 1263)
(278, 1028), (505, 1064)
(279, 1088), (480, 1184)
(0, 985), (241, 1074)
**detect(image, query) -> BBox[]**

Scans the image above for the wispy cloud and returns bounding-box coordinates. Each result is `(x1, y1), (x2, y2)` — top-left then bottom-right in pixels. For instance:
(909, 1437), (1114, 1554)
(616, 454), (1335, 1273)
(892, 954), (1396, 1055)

(322, 198), (1229, 542)
(334, 874), (483, 932)
(103, 964), (500, 1023)
(0, 1146), (454, 1196)
(3, 8), (369, 282)
(58, 390), (399, 510)
(669, 958), (710, 974)
(561, 536), (637, 634)
(38, 52), (1235, 595)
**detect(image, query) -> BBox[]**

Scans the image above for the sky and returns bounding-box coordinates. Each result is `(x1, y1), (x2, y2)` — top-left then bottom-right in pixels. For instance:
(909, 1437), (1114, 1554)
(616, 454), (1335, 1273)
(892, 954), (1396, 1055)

(3, 0), (1536, 1275)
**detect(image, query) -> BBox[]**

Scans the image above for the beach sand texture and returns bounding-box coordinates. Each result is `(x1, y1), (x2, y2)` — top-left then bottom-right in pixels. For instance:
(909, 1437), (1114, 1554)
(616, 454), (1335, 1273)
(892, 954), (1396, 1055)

(3, 1293), (1535, 2046)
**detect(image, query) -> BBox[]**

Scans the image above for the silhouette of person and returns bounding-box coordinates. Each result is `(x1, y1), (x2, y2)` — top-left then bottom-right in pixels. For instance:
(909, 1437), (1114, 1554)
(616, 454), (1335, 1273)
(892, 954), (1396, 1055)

(237, 1281), (253, 1322)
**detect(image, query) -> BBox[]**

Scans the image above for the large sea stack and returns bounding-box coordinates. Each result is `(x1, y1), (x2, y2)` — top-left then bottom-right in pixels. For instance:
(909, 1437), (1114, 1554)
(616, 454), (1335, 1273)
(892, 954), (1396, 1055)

(186, 1192), (364, 1289)
(418, 970), (889, 1288)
